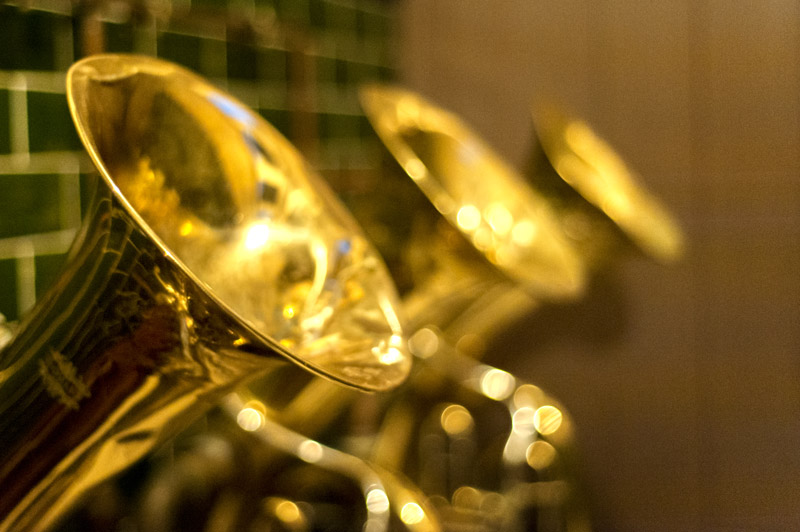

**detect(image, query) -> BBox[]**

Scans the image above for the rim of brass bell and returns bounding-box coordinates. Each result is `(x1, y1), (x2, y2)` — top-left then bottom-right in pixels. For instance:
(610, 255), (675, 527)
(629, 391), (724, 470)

(528, 98), (684, 266)
(0, 54), (410, 531)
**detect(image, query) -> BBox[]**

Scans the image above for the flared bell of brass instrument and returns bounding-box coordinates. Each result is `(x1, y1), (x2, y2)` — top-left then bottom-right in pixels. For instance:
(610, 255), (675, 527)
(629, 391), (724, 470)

(529, 100), (684, 266)
(0, 54), (409, 531)
(359, 84), (586, 303)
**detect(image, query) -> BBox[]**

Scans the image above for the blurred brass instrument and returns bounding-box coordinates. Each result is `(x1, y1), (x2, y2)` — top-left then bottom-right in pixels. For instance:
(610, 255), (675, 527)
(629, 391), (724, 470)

(0, 55), (411, 531)
(527, 99), (684, 267)
(225, 87), (588, 531)
(358, 85), (587, 346)
(359, 85), (683, 353)
(372, 335), (590, 532)
(253, 85), (684, 531)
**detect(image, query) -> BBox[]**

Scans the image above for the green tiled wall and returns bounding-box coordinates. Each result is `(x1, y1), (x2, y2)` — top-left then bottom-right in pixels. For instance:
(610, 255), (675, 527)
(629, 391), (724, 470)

(0, 90), (9, 153)
(0, 259), (17, 321)
(0, 174), (63, 237)
(27, 92), (83, 152)
(0, 7), (70, 71)
(0, 0), (397, 322)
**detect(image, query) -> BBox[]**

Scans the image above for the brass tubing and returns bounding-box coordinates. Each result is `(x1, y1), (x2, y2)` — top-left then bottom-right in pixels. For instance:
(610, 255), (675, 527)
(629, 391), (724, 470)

(0, 55), (411, 531)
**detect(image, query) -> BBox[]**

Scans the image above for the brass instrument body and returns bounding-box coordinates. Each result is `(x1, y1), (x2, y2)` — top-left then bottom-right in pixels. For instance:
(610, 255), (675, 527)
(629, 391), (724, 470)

(353, 84), (590, 365)
(47, 392), (445, 532)
(224, 85), (593, 530)
(403, 332), (590, 532)
(221, 394), (444, 532)
(265, 327), (589, 532)
(247, 86), (683, 531)
(0, 184), (282, 530)
(0, 55), (410, 531)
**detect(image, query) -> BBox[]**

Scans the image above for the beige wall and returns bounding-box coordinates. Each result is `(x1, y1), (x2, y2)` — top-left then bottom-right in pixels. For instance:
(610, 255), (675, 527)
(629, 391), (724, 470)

(397, 1), (800, 530)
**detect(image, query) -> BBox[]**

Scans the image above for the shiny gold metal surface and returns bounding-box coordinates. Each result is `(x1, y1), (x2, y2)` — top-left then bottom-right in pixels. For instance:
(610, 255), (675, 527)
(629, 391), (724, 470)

(223, 394), (444, 532)
(0, 54), (409, 531)
(529, 100), (684, 265)
(399, 329), (591, 532)
(263, 327), (591, 532)
(70, 55), (409, 389)
(246, 87), (683, 531)
(51, 393), (444, 531)
(359, 84), (586, 303)
(212, 86), (594, 531)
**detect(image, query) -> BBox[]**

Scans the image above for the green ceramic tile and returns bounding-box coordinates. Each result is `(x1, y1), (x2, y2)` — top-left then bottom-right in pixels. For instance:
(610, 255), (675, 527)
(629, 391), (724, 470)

(227, 42), (287, 82)
(227, 41), (260, 80)
(35, 253), (67, 300)
(201, 39), (228, 79)
(253, 0), (276, 11)
(317, 112), (334, 139)
(323, 2), (355, 32)
(27, 91), (82, 153)
(259, 108), (290, 137)
(158, 32), (203, 72)
(79, 173), (97, 219)
(0, 90), (9, 154)
(0, 174), (62, 238)
(0, 7), (65, 71)
(275, 0), (310, 23)
(335, 58), (348, 85)
(191, 0), (229, 9)
(262, 48), (289, 83)
(355, 9), (367, 39)
(319, 113), (360, 140)
(363, 10), (390, 38)
(104, 22), (136, 53)
(345, 61), (378, 84)
(315, 56), (336, 83)
(378, 65), (394, 81)
(0, 259), (18, 322)
(309, 0), (325, 28)
(358, 114), (374, 137)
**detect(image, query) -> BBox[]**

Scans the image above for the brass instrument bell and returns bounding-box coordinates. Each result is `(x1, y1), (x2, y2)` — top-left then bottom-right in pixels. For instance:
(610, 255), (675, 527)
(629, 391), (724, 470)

(0, 54), (410, 531)
(359, 84), (587, 306)
(528, 99), (684, 267)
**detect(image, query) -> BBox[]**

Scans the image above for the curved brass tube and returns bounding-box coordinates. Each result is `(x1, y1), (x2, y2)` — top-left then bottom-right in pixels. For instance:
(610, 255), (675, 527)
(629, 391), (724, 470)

(46, 393), (445, 532)
(0, 55), (410, 531)
(394, 329), (591, 532)
(221, 393), (444, 532)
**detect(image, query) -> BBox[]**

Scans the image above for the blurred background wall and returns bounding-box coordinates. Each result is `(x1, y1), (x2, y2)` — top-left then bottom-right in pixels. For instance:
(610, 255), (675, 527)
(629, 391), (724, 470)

(1, 1), (799, 531)
(396, 1), (800, 530)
